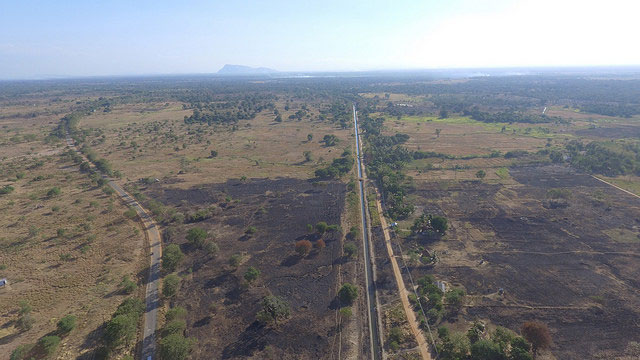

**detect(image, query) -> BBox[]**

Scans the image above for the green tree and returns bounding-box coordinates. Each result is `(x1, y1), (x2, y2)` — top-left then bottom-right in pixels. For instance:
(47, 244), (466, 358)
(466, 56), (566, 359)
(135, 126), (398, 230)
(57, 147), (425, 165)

(162, 320), (187, 337)
(445, 288), (465, 314)
(165, 306), (188, 322)
(471, 339), (504, 360)
(10, 344), (34, 360)
(257, 295), (290, 326)
(119, 275), (137, 294)
(315, 221), (328, 234)
(162, 244), (184, 272)
(186, 227), (208, 248)
(244, 266), (260, 284)
(344, 242), (357, 259)
(104, 315), (137, 347)
(307, 133), (313, 142)
(57, 314), (77, 334)
(338, 283), (358, 305)
(431, 215), (448, 234)
(163, 274), (181, 298)
(159, 334), (194, 360)
(38, 336), (61, 357)
(209, 150), (218, 158)
(475, 170), (487, 180)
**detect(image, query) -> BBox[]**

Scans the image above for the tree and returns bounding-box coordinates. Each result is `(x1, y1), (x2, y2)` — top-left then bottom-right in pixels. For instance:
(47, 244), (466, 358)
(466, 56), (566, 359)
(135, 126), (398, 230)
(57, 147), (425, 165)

(162, 244), (184, 272)
(520, 322), (552, 356)
(209, 150), (218, 158)
(57, 314), (77, 334)
(165, 306), (187, 322)
(307, 133), (313, 142)
(16, 313), (35, 332)
(339, 306), (352, 320)
(186, 227), (208, 248)
(295, 240), (312, 257)
(244, 266), (260, 284)
(471, 339), (504, 360)
(119, 275), (137, 294)
(257, 295), (290, 326)
(159, 333), (193, 360)
(431, 215), (448, 234)
(10, 344), (34, 360)
(315, 221), (328, 234)
(229, 254), (242, 268)
(445, 288), (465, 314)
(338, 283), (358, 305)
(38, 336), (61, 357)
(344, 242), (357, 259)
(303, 151), (312, 162)
(104, 315), (137, 347)
(435, 128), (442, 138)
(475, 170), (486, 180)
(163, 274), (181, 298)
(162, 320), (186, 337)
(315, 238), (326, 251)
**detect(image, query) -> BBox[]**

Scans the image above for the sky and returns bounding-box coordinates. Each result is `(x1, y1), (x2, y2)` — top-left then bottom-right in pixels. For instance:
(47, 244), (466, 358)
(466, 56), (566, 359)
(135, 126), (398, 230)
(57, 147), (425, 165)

(1, 0), (639, 79)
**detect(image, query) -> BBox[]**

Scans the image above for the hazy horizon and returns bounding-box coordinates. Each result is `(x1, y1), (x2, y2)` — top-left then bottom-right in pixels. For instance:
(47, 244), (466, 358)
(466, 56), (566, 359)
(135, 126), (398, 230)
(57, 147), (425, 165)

(2, 0), (639, 80)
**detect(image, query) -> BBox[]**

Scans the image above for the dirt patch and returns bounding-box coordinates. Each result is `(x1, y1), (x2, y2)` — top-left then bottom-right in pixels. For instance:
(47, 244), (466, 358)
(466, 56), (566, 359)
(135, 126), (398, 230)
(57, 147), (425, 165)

(146, 177), (348, 359)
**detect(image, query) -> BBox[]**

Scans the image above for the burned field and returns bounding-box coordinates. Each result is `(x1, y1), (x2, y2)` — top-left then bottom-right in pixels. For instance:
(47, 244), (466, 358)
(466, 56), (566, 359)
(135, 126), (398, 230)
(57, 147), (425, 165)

(405, 165), (640, 359)
(144, 177), (350, 359)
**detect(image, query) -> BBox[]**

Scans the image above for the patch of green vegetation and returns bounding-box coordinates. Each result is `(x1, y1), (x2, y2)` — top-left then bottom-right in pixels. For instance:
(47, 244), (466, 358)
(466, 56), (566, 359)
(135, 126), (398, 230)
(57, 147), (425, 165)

(367, 193), (381, 227)
(495, 167), (510, 180)
(603, 228), (640, 243)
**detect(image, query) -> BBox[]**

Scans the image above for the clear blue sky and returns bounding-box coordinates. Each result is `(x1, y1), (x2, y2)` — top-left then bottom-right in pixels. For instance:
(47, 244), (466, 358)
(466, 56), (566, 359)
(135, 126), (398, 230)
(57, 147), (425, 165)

(1, 0), (638, 79)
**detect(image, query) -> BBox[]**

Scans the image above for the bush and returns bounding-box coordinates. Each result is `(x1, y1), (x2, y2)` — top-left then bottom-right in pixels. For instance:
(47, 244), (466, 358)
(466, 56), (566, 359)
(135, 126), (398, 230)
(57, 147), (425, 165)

(38, 335), (61, 356)
(159, 333), (194, 360)
(57, 314), (77, 334)
(124, 207), (137, 219)
(338, 283), (358, 304)
(119, 276), (137, 294)
(339, 306), (352, 319)
(229, 254), (242, 268)
(245, 226), (257, 235)
(204, 241), (219, 256)
(104, 315), (137, 347)
(244, 266), (260, 284)
(47, 187), (62, 197)
(16, 314), (35, 331)
(165, 306), (187, 322)
(10, 343), (34, 360)
(162, 244), (184, 272)
(256, 295), (290, 326)
(162, 320), (186, 337)
(344, 242), (357, 259)
(315, 238), (326, 251)
(186, 227), (208, 248)
(315, 221), (328, 234)
(0, 185), (15, 195)
(295, 240), (312, 257)
(163, 274), (181, 298)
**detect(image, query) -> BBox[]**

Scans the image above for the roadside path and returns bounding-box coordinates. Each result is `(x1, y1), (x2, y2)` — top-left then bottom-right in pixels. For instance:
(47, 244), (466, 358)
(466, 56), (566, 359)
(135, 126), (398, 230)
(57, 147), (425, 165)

(373, 190), (433, 360)
(591, 175), (640, 200)
(65, 134), (161, 360)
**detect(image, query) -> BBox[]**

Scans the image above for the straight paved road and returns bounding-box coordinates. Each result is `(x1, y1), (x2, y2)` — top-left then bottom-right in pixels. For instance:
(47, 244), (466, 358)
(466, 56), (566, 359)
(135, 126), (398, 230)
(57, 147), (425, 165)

(65, 134), (161, 360)
(352, 105), (383, 360)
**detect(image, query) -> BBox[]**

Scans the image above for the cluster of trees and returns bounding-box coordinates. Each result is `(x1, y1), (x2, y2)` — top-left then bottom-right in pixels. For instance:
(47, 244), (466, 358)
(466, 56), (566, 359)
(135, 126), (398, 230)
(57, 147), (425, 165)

(359, 113), (415, 220)
(411, 213), (449, 238)
(437, 321), (541, 360)
(408, 275), (461, 326)
(159, 306), (195, 360)
(183, 108), (256, 125)
(319, 102), (351, 129)
(580, 103), (640, 118)
(314, 150), (354, 179)
(101, 298), (145, 357)
(556, 140), (640, 176)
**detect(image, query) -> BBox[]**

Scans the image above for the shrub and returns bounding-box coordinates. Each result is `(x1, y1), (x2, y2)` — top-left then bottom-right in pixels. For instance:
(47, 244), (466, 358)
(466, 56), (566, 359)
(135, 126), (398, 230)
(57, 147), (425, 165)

(203, 241), (219, 256)
(124, 207), (137, 219)
(16, 314), (35, 331)
(186, 227), (208, 248)
(339, 307), (352, 319)
(229, 254), (242, 268)
(119, 276), (137, 294)
(162, 244), (184, 272)
(245, 226), (257, 235)
(338, 283), (358, 304)
(295, 240), (312, 257)
(162, 320), (186, 337)
(163, 274), (180, 298)
(104, 315), (137, 347)
(244, 266), (260, 284)
(256, 295), (290, 326)
(57, 314), (77, 334)
(344, 242), (357, 259)
(38, 336), (61, 356)
(0, 185), (15, 195)
(10, 343), (34, 360)
(315, 239), (326, 251)
(315, 221), (328, 234)
(159, 333), (194, 360)
(47, 187), (62, 197)
(165, 306), (187, 322)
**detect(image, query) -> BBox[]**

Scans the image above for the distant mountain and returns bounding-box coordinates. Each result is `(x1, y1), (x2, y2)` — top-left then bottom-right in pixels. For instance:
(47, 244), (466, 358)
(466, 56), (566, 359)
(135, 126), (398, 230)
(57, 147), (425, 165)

(217, 64), (277, 75)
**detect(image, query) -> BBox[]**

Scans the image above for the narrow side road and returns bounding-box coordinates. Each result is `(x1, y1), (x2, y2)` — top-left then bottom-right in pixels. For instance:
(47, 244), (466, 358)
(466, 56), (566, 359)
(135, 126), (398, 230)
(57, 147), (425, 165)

(353, 105), (383, 360)
(65, 134), (161, 360)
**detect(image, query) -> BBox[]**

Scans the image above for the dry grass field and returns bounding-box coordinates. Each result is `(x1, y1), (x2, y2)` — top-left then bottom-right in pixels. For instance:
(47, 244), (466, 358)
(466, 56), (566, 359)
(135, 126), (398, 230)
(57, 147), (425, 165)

(0, 112), (146, 359)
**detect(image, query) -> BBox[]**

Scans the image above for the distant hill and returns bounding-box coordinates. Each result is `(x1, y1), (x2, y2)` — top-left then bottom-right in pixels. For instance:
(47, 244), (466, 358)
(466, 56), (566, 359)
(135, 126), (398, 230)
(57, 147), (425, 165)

(217, 64), (277, 75)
